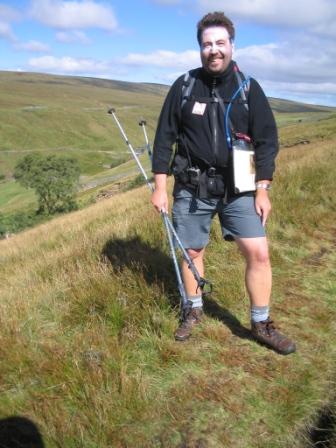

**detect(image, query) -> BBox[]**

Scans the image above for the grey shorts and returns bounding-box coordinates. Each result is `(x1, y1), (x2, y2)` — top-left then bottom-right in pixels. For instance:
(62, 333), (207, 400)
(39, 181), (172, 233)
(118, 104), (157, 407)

(172, 189), (266, 249)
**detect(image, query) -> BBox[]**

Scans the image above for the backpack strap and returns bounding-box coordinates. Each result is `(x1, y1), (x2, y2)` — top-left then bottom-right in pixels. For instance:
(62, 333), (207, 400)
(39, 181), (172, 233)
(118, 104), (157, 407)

(181, 65), (249, 111)
(233, 63), (250, 111)
(181, 70), (197, 109)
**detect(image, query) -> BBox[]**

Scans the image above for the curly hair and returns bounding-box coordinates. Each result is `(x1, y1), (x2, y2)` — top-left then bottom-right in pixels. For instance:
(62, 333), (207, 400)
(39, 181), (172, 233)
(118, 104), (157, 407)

(197, 11), (235, 46)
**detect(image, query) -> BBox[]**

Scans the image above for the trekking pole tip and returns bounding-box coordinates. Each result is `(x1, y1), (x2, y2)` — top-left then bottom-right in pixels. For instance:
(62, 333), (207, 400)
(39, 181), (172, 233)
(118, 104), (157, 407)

(139, 119), (146, 126)
(107, 107), (115, 114)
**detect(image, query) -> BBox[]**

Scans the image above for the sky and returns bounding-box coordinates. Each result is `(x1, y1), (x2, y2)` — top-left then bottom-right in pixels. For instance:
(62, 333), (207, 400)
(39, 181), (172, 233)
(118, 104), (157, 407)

(1, 0), (336, 106)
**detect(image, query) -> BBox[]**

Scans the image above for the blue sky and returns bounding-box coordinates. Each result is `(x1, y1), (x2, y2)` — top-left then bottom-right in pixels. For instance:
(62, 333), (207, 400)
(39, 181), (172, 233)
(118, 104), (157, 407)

(1, 0), (336, 106)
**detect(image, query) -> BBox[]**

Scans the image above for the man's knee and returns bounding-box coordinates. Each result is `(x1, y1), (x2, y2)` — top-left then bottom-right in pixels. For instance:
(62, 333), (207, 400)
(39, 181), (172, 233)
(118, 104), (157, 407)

(186, 248), (204, 260)
(247, 244), (270, 266)
(253, 246), (270, 265)
(238, 238), (270, 265)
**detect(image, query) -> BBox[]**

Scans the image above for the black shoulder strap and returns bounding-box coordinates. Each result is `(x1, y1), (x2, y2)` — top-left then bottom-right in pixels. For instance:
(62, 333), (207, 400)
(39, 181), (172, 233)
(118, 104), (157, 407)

(234, 64), (250, 111)
(181, 70), (197, 109)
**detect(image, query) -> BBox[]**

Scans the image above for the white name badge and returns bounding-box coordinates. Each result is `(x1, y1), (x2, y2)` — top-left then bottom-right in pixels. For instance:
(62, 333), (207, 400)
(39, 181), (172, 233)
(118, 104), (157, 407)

(192, 102), (207, 115)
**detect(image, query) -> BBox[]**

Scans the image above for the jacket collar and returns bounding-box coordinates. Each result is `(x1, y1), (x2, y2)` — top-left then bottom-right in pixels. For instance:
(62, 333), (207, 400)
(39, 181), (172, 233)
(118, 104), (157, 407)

(200, 60), (235, 85)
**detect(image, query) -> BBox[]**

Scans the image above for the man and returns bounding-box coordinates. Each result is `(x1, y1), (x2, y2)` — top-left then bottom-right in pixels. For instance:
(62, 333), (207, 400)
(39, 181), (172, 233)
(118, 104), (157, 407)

(151, 11), (296, 355)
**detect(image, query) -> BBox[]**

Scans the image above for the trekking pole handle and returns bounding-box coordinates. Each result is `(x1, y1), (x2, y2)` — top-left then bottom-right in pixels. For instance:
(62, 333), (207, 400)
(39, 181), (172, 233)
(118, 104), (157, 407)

(139, 118), (152, 160)
(108, 108), (154, 193)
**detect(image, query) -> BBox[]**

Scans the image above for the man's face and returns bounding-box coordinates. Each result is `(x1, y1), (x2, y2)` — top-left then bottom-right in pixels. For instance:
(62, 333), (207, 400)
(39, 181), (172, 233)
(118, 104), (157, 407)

(200, 26), (233, 75)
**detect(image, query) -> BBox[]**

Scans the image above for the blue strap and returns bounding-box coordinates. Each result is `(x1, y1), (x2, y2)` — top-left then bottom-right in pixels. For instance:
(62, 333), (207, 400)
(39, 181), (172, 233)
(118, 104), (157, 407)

(225, 77), (251, 150)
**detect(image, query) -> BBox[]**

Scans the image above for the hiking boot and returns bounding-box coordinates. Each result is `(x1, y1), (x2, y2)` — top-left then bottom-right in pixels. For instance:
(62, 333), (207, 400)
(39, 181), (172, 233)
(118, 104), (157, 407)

(251, 317), (296, 355)
(174, 307), (203, 342)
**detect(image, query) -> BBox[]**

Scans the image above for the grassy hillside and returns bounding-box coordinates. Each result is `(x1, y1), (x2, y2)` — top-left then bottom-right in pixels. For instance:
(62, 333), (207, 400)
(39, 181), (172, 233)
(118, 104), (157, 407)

(0, 115), (335, 446)
(0, 71), (166, 176)
(0, 70), (335, 223)
(0, 70), (333, 174)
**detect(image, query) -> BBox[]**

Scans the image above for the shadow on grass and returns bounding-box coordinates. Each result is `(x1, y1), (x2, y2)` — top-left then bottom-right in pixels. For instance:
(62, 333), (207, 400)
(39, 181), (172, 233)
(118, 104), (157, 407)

(0, 416), (44, 447)
(307, 403), (336, 447)
(102, 236), (179, 308)
(203, 295), (252, 340)
(102, 235), (251, 340)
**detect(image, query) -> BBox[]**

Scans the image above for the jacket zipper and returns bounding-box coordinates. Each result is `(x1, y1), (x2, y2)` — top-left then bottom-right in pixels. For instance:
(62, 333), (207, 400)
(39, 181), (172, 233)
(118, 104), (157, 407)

(211, 77), (218, 164)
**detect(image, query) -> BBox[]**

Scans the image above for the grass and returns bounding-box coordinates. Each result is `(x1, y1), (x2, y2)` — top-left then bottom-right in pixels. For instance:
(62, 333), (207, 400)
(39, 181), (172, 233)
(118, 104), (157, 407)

(0, 123), (335, 446)
(0, 71), (163, 163)
(0, 179), (37, 212)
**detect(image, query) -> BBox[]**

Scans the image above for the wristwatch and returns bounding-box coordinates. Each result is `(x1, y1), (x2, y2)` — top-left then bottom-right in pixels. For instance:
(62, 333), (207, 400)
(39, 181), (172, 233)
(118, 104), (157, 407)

(256, 182), (271, 191)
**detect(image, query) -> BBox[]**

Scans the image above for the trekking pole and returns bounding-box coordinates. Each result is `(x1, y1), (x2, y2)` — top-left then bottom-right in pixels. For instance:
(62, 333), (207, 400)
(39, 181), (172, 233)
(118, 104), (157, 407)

(138, 119), (152, 161)
(108, 107), (211, 292)
(137, 115), (212, 294)
(108, 108), (212, 315)
(108, 108), (189, 316)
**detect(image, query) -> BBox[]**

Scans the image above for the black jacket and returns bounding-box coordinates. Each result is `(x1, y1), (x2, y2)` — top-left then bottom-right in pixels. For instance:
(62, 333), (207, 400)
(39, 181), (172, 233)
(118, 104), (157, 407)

(152, 60), (278, 191)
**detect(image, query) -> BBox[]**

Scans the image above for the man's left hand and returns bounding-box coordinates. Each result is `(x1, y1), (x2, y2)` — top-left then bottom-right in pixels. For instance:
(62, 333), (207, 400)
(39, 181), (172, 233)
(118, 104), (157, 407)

(255, 189), (272, 227)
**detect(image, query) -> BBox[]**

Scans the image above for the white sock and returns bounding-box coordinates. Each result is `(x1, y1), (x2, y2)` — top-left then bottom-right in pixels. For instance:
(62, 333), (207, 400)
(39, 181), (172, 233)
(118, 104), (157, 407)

(251, 305), (269, 323)
(188, 295), (203, 308)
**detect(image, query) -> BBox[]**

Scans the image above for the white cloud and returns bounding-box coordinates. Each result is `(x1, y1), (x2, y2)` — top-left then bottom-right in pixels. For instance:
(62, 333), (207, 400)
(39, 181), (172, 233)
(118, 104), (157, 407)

(30, 0), (118, 30)
(0, 4), (21, 42)
(196, 0), (336, 34)
(233, 36), (336, 105)
(235, 36), (336, 85)
(0, 4), (21, 21)
(259, 79), (336, 106)
(265, 80), (336, 96)
(14, 40), (50, 52)
(56, 30), (90, 43)
(28, 55), (110, 74)
(116, 36), (336, 105)
(122, 49), (200, 70)
(0, 20), (16, 41)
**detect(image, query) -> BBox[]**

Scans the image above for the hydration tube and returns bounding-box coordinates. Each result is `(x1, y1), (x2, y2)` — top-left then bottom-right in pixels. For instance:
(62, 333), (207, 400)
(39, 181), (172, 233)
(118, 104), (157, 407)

(225, 77), (251, 150)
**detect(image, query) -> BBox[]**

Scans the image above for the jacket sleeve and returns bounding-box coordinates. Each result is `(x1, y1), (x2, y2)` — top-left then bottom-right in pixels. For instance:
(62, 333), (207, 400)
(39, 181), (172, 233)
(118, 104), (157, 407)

(152, 76), (183, 174)
(248, 79), (279, 181)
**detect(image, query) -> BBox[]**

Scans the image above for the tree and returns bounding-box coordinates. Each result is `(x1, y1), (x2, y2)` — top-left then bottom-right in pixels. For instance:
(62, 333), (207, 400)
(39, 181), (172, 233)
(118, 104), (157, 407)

(14, 153), (80, 215)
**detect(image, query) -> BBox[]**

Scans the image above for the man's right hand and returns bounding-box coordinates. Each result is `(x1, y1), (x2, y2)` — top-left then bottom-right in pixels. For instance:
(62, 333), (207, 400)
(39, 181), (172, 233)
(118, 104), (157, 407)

(151, 173), (169, 213)
(151, 188), (169, 213)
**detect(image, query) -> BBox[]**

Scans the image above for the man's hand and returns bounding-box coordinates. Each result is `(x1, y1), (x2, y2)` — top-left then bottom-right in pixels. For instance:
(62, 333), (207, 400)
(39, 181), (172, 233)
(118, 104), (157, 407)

(151, 188), (169, 213)
(255, 188), (272, 227)
(151, 173), (169, 213)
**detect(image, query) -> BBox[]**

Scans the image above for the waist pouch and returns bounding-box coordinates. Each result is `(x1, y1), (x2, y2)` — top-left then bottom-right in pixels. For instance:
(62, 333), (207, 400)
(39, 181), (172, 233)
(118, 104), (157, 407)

(172, 154), (227, 198)
(206, 172), (226, 196)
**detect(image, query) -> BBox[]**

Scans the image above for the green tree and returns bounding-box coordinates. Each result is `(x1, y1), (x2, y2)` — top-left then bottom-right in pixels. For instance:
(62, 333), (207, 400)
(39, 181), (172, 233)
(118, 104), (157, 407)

(14, 153), (80, 215)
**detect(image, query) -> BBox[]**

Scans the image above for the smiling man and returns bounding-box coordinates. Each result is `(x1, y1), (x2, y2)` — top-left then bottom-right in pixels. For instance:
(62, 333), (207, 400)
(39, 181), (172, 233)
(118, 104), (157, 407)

(200, 26), (233, 74)
(151, 11), (296, 355)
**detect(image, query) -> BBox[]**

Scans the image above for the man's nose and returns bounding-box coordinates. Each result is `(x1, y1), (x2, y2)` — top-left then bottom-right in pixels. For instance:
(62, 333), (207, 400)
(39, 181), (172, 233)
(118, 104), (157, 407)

(210, 44), (219, 53)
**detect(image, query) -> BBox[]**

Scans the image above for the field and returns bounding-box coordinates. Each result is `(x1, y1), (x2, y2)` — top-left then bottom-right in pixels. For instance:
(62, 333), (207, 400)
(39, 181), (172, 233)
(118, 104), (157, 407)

(0, 82), (336, 444)
(0, 71), (336, 446)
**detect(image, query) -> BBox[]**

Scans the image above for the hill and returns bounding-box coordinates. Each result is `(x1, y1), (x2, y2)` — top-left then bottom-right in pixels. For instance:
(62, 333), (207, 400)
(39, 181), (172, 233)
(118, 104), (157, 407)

(0, 70), (335, 224)
(0, 71), (167, 176)
(269, 96), (333, 113)
(0, 71), (334, 171)
(0, 119), (336, 445)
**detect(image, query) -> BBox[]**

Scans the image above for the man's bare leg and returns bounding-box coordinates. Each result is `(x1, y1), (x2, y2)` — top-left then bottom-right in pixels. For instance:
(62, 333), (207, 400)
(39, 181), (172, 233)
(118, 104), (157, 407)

(235, 237), (271, 307)
(236, 236), (296, 354)
(182, 248), (205, 296)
